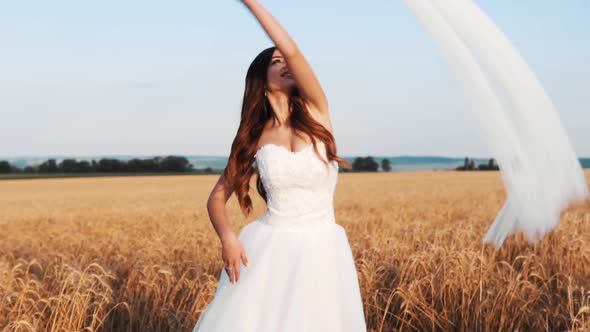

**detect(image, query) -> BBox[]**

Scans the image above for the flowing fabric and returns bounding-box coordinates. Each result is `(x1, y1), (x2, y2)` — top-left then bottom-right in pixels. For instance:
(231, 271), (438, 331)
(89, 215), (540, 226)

(402, 0), (589, 247)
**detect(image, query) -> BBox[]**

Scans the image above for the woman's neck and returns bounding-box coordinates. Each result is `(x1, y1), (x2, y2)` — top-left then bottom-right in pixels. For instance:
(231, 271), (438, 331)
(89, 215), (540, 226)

(266, 91), (292, 127)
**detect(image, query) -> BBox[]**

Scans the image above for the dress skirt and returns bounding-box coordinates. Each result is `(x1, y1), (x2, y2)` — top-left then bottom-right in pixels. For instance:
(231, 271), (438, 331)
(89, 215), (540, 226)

(192, 219), (367, 332)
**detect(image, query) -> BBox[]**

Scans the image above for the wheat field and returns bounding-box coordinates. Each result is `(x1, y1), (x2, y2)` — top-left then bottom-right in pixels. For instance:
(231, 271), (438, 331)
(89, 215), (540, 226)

(1, 170), (589, 331)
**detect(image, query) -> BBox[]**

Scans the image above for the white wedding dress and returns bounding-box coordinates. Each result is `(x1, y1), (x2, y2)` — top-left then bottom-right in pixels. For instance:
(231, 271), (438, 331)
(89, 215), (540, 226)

(193, 140), (367, 332)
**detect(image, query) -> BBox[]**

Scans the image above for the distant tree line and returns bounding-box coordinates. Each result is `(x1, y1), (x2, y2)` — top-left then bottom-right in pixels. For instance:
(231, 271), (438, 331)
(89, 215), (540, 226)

(0, 155), (503, 175)
(0, 156), (205, 174)
(342, 156), (499, 172)
(455, 157), (499, 171)
(340, 156), (391, 172)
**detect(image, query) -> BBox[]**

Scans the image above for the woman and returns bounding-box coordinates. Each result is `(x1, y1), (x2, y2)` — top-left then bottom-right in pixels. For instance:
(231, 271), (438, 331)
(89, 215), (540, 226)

(193, 1), (366, 331)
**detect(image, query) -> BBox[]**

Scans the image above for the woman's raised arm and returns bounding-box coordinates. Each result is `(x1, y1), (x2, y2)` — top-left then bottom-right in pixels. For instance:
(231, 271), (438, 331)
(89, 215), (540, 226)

(240, 0), (328, 115)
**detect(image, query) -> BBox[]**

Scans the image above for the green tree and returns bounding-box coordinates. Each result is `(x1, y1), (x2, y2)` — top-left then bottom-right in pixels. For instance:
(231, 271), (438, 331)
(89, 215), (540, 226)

(0, 161), (12, 173)
(352, 156), (379, 172)
(381, 159), (392, 172)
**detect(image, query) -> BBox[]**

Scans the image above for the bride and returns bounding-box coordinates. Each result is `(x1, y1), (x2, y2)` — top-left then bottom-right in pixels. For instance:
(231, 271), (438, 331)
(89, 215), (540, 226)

(192, 0), (366, 331)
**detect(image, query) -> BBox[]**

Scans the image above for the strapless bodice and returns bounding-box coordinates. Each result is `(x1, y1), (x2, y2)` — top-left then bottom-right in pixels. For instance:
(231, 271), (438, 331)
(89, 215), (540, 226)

(252, 141), (339, 229)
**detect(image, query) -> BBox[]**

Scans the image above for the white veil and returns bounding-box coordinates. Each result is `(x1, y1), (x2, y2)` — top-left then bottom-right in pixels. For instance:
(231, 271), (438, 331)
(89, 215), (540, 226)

(401, 0), (589, 247)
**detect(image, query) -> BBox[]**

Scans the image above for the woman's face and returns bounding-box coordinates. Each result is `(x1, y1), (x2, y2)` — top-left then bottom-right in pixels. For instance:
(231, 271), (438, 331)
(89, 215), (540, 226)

(266, 49), (296, 93)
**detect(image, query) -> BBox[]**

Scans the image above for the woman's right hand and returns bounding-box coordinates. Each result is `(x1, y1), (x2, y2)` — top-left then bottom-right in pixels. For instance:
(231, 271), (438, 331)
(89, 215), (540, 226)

(221, 233), (249, 284)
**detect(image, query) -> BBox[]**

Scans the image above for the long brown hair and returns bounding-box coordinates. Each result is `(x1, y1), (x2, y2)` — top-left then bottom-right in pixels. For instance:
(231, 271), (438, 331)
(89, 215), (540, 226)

(223, 46), (351, 217)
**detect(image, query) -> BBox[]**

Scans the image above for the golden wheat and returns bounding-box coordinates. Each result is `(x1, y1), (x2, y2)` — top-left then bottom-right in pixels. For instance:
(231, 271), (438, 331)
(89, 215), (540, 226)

(1, 170), (589, 331)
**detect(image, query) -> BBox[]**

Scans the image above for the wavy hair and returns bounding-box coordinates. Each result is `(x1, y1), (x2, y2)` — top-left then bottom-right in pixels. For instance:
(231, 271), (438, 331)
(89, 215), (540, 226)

(222, 46), (351, 217)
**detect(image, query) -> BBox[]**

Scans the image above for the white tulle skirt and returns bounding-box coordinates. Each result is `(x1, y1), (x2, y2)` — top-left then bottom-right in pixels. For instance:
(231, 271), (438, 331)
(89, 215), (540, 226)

(192, 219), (367, 332)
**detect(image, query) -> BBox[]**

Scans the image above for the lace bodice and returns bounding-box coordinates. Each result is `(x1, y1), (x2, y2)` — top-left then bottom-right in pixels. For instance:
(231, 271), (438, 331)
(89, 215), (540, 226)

(252, 141), (339, 229)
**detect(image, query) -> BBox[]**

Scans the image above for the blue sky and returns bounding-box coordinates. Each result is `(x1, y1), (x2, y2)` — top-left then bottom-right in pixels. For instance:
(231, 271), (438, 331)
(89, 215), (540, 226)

(1, 0), (588, 158)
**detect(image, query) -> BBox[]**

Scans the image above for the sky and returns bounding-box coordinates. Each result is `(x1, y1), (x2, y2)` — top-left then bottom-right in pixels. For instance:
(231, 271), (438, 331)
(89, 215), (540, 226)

(1, 0), (588, 158)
